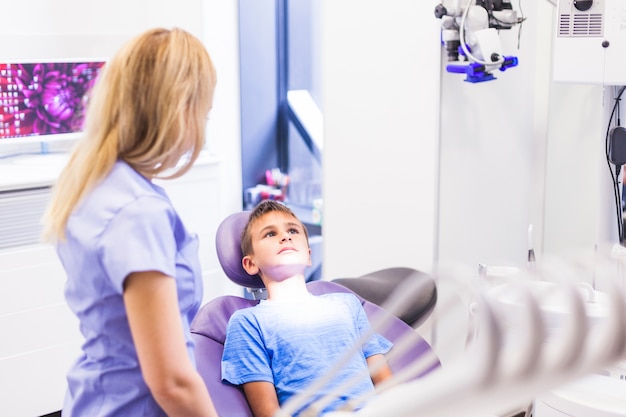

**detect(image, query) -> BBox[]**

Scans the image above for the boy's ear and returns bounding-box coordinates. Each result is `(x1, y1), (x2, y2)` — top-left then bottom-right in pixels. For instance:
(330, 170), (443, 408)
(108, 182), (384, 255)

(242, 255), (259, 276)
(307, 248), (312, 267)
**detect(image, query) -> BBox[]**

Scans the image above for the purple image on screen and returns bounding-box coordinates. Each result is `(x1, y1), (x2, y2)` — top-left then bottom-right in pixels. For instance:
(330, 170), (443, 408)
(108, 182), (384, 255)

(0, 61), (105, 139)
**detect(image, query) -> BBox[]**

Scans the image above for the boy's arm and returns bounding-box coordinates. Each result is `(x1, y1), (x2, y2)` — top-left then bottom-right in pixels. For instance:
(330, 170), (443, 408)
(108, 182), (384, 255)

(366, 353), (393, 386)
(242, 381), (282, 417)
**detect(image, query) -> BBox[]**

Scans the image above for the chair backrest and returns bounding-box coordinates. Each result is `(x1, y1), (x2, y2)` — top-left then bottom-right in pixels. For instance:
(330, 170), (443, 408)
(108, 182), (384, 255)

(333, 267), (438, 328)
(190, 211), (441, 417)
(213, 210), (264, 289)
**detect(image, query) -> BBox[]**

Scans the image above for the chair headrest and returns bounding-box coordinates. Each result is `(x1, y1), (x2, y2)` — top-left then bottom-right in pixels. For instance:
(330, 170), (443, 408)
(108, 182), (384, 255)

(215, 211), (265, 289)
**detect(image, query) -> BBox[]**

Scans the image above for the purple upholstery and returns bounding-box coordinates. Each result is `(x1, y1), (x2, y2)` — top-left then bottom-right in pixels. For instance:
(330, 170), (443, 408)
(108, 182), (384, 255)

(191, 296), (258, 417)
(215, 210), (265, 289)
(190, 211), (441, 416)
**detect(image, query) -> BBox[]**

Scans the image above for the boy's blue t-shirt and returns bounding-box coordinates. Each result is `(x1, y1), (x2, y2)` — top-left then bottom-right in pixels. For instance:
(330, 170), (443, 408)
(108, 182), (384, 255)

(221, 292), (392, 416)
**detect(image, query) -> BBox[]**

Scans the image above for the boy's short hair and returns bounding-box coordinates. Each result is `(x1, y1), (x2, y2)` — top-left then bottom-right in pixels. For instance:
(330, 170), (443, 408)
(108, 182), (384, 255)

(241, 200), (309, 256)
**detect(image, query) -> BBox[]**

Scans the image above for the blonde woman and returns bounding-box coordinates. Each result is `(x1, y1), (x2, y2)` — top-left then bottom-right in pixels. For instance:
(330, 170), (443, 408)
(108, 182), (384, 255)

(43, 28), (219, 417)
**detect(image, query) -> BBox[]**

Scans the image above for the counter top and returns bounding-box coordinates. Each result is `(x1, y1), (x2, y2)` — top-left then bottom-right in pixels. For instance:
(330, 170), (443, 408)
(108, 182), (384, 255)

(0, 153), (69, 192)
(537, 373), (626, 416)
(0, 150), (221, 193)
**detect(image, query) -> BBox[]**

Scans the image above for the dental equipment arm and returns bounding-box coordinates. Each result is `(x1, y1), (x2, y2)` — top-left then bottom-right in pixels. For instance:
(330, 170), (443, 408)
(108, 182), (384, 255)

(319, 252), (626, 417)
(434, 0), (523, 82)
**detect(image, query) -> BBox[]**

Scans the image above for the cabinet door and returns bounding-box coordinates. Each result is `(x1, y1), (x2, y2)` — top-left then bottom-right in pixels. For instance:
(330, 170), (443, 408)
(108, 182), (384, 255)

(0, 244), (81, 416)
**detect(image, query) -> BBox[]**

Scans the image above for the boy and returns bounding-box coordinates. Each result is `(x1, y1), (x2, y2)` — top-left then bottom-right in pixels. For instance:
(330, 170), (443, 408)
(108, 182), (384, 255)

(221, 200), (393, 417)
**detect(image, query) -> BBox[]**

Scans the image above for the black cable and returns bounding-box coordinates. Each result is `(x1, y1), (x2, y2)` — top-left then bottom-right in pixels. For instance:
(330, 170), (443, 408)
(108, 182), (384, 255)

(605, 86), (626, 243)
(608, 103), (622, 243)
(613, 103), (622, 244)
(517, 0), (525, 49)
(605, 89), (620, 242)
(616, 165), (624, 243)
(616, 88), (625, 244)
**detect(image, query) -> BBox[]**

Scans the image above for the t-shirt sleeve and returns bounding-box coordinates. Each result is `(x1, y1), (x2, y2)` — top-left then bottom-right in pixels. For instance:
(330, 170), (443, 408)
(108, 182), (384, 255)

(221, 310), (274, 386)
(350, 295), (393, 358)
(99, 195), (177, 294)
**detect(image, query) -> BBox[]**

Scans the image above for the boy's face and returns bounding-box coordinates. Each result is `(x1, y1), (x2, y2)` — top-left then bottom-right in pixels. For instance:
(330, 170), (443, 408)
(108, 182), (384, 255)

(242, 211), (312, 281)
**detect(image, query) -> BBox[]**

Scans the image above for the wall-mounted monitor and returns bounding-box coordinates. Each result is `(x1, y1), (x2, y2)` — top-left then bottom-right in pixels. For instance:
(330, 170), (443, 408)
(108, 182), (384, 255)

(0, 60), (105, 145)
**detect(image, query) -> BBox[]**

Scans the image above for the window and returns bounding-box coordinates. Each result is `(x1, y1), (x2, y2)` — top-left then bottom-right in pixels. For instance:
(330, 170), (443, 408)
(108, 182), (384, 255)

(239, 0), (322, 227)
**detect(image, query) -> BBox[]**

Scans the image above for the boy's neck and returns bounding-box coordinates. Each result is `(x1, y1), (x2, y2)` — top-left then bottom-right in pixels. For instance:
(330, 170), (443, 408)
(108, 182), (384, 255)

(264, 274), (310, 301)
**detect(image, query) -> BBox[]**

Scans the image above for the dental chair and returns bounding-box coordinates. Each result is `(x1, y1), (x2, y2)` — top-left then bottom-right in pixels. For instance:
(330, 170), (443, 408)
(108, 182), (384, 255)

(333, 267), (437, 328)
(190, 211), (441, 416)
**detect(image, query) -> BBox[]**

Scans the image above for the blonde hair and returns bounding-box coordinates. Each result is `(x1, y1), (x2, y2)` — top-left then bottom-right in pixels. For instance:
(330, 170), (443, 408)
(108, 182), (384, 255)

(42, 27), (216, 241)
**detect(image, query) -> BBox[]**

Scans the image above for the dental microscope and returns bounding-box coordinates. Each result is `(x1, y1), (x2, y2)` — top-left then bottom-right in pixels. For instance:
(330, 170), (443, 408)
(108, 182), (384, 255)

(434, 0), (523, 82)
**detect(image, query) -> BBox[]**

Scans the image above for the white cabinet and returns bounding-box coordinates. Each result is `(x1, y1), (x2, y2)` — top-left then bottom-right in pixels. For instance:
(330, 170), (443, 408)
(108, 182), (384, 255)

(0, 243), (81, 417)
(0, 152), (227, 416)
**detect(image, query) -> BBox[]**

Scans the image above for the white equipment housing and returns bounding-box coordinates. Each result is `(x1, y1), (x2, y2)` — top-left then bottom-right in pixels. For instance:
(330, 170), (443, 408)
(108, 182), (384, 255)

(553, 0), (626, 85)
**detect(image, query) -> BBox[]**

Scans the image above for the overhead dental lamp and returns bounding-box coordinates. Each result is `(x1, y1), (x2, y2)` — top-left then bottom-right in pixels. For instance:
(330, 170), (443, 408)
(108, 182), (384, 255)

(434, 0), (523, 83)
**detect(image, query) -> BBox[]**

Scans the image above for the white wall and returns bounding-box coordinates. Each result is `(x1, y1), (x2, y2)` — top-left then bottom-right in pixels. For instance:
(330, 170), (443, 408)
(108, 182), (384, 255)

(437, 0), (613, 269)
(318, 0), (619, 367)
(437, 2), (546, 270)
(543, 83), (604, 255)
(321, 0), (612, 279)
(202, 0), (245, 240)
(0, 0), (203, 61)
(321, 0), (441, 278)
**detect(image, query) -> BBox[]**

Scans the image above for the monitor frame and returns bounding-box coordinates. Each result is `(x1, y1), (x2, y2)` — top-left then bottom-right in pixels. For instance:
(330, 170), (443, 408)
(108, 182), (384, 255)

(0, 58), (106, 151)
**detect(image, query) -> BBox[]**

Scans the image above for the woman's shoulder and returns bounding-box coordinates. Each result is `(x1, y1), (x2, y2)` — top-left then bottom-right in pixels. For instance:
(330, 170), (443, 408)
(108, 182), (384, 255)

(108, 161), (167, 198)
(70, 161), (175, 238)
(87, 162), (169, 212)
